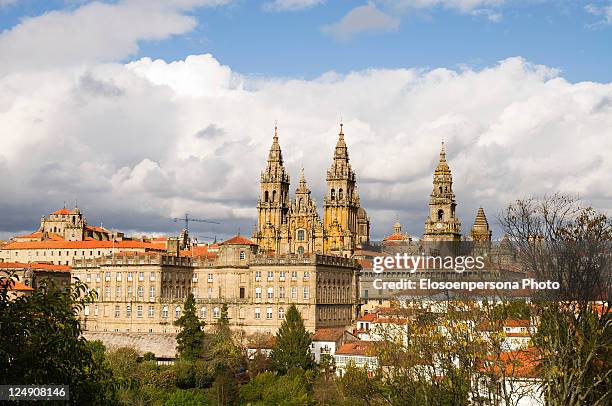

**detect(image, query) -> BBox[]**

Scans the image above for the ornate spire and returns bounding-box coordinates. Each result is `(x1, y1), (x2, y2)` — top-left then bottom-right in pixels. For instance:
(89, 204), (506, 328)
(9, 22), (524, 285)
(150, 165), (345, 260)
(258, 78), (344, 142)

(334, 123), (348, 161)
(471, 207), (492, 241)
(435, 141), (450, 173)
(296, 168), (309, 194)
(267, 124), (283, 164)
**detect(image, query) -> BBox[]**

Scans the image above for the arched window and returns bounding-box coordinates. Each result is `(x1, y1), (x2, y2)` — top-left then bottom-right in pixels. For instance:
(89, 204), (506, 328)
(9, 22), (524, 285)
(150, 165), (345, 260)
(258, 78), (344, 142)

(444, 186), (448, 193)
(175, 306), (181, 318)
(278, 307), (285, 319)
(437, 209), (444, 221)
(264, 191), (269, 202)
(298, 198), (303, 209)
(213, 307), (220, 318)
(331, 189), (335, 200)
(297, 229), (305, 241)
(338, 189), (343, 200)
(297, 246), (304, 255)
(439, 186), (443, 194)
(162, 306), (168, 318)
(200, 307), (207, 319)
(272, 190), (276, 202)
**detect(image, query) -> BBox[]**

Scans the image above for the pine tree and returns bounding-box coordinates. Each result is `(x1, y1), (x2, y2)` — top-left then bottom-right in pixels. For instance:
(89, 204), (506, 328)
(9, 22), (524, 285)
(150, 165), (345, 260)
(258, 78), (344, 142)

(271, 304), (314, 373)
(174, 293), (204, 360)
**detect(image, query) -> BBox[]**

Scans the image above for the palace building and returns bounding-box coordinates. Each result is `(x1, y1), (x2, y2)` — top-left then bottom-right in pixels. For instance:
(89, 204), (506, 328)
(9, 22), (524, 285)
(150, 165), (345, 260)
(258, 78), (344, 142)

(253, 124), (370, 257)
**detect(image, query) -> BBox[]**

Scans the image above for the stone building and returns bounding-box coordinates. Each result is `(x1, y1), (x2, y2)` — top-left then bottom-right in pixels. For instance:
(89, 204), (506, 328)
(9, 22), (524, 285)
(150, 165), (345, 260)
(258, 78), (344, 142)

(423, 142), (462, 242)
(0, 239), (166, 265)
(0, 262), (71, 291)
(14, 206), (122, 242)
(253, 124), (370, 257)
(75, 235), (359, 336)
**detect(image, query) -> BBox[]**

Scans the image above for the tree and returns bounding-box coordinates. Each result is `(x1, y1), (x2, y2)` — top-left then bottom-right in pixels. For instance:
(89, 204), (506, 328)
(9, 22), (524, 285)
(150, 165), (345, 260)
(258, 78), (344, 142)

(0, 277), (116, 404)
(499, 195), (611, 406)
(271, 304), (314, 373)
(174, 293), (205, 361)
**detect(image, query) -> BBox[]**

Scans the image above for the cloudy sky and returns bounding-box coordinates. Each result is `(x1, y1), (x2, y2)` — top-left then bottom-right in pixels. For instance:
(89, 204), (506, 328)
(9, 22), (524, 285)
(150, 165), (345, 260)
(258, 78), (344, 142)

(0, 0), (611, 241)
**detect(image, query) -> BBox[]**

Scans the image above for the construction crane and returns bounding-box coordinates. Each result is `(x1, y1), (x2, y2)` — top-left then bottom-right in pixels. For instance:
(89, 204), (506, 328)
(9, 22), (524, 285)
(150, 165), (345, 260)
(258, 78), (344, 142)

(172, 213), (220, 234)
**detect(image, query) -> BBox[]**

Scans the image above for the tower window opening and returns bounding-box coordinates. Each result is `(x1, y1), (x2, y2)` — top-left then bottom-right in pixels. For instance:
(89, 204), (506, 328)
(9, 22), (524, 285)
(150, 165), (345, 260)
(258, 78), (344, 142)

(339, 189), (343, 200)
(264, 191), (269, 202)
(272, 190), (276, 202)
(297, 229), (305, 241)
(445, 186), (448, 193)
(331, 189), (335, 200)
(437, 209), (444, 221)
(439, 186), (443, 195)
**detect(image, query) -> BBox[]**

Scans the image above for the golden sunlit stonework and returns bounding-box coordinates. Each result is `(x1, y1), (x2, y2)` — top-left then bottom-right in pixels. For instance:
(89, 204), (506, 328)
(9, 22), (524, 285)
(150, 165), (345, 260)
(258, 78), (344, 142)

(253, 124), (370, 257)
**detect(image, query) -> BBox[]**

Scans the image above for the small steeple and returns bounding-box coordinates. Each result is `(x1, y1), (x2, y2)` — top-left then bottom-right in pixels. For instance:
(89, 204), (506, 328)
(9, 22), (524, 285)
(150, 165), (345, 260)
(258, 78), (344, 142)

(267, 123), (283, 164)
(393, 220), (402, 234)
(471, 207), (492, 242)
(334, 123), (348, 161)
(435, 141), (450, 173)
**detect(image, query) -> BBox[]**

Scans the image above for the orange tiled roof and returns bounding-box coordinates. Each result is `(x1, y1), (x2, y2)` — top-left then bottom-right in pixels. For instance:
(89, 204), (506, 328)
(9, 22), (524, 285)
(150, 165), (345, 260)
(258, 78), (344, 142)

(0, 262), (71, 271)
(383, 233), (410, 241)
(15, 231), (43, 239)
(312, 327), (347, 342)
(180, 245), (218, 259)
(481, 348), (540, 378)
(51, 208), (71, 215)
(1, 240), (165, 251)
(504, 319), (530, 328)
(357, 313), (377, 322)
(336, 341), (375, 356)
(1, 279), (34, 291)
(221, 235), (256, 246)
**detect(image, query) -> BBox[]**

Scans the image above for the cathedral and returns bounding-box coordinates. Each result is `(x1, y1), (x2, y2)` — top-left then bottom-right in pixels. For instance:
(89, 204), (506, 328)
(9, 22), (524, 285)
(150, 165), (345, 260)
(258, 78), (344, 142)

(253, 124), (370, 257)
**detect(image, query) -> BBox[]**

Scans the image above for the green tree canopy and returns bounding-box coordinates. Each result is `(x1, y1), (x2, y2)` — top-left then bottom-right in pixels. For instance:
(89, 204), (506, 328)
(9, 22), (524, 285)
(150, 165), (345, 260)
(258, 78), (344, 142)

(0, 277), (116, 405)
(271, 304), (314, 374)
(174, 293), (205, 361)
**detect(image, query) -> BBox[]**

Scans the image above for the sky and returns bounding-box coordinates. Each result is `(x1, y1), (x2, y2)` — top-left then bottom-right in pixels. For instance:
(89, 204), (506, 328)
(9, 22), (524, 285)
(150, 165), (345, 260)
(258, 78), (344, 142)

(0, 0), (611, 241)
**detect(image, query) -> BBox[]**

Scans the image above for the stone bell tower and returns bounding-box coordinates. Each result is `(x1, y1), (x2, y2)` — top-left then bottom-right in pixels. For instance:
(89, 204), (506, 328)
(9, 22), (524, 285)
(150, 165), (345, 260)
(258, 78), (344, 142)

(423, 142), (461, 242)
(323, 124), (368, 255)
(254, 126), (290, 252)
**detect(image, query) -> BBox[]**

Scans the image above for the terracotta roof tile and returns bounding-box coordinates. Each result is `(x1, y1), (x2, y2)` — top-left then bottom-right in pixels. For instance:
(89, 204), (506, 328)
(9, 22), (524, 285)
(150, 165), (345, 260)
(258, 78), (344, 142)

(336, 341), (375, 356)
(221, 235), (257, 246)
(0, 262), (71, 271)
(312, 328), (347, 342)
(51, 208), (71, 215)
(1, 240), (165, 251)
(1, 279), (34, 291)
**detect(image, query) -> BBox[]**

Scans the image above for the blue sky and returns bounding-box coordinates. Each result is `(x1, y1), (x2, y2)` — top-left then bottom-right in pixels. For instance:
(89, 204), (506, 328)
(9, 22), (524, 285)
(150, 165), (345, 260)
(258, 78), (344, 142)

(0, 0), (611, 240)
(1, 1), (611, 83)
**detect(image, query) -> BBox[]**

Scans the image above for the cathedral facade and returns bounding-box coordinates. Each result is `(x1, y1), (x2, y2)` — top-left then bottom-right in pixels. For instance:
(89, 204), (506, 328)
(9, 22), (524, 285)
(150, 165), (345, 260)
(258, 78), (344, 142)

(253, 124), (370, 257)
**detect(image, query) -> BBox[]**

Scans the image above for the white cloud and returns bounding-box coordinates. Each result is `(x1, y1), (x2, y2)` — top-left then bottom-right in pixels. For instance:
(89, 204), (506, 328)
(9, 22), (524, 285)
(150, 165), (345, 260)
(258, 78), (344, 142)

(0, 0), (229, 76)
(263, 0), (325, 12)
(585, 3), (612, 26)
(1, 53), (611, 240)
(321, 2), (400, 40)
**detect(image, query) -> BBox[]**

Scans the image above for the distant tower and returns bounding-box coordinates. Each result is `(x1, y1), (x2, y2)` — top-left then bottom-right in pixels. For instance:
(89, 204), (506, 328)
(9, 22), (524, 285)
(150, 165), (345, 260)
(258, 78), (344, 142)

(323, 124), (369, 255)
(393, 221), (402, 234)
(471, 207), (492, 241)
(254, 126), (290, 252)
(423, 142), (461, 242)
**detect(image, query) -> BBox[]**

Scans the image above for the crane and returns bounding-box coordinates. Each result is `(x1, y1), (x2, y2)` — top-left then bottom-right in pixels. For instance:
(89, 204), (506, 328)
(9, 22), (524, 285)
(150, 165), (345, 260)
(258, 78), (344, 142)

(172, 213), (220, 234)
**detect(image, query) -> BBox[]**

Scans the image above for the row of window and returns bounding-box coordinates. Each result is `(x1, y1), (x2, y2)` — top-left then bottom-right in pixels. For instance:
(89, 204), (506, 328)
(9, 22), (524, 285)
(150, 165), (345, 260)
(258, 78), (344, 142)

(254, 286), (309, 300)
(85, 304), (289, 321)
(254, 270), (309, 281)
(98, 286), (156, 299)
